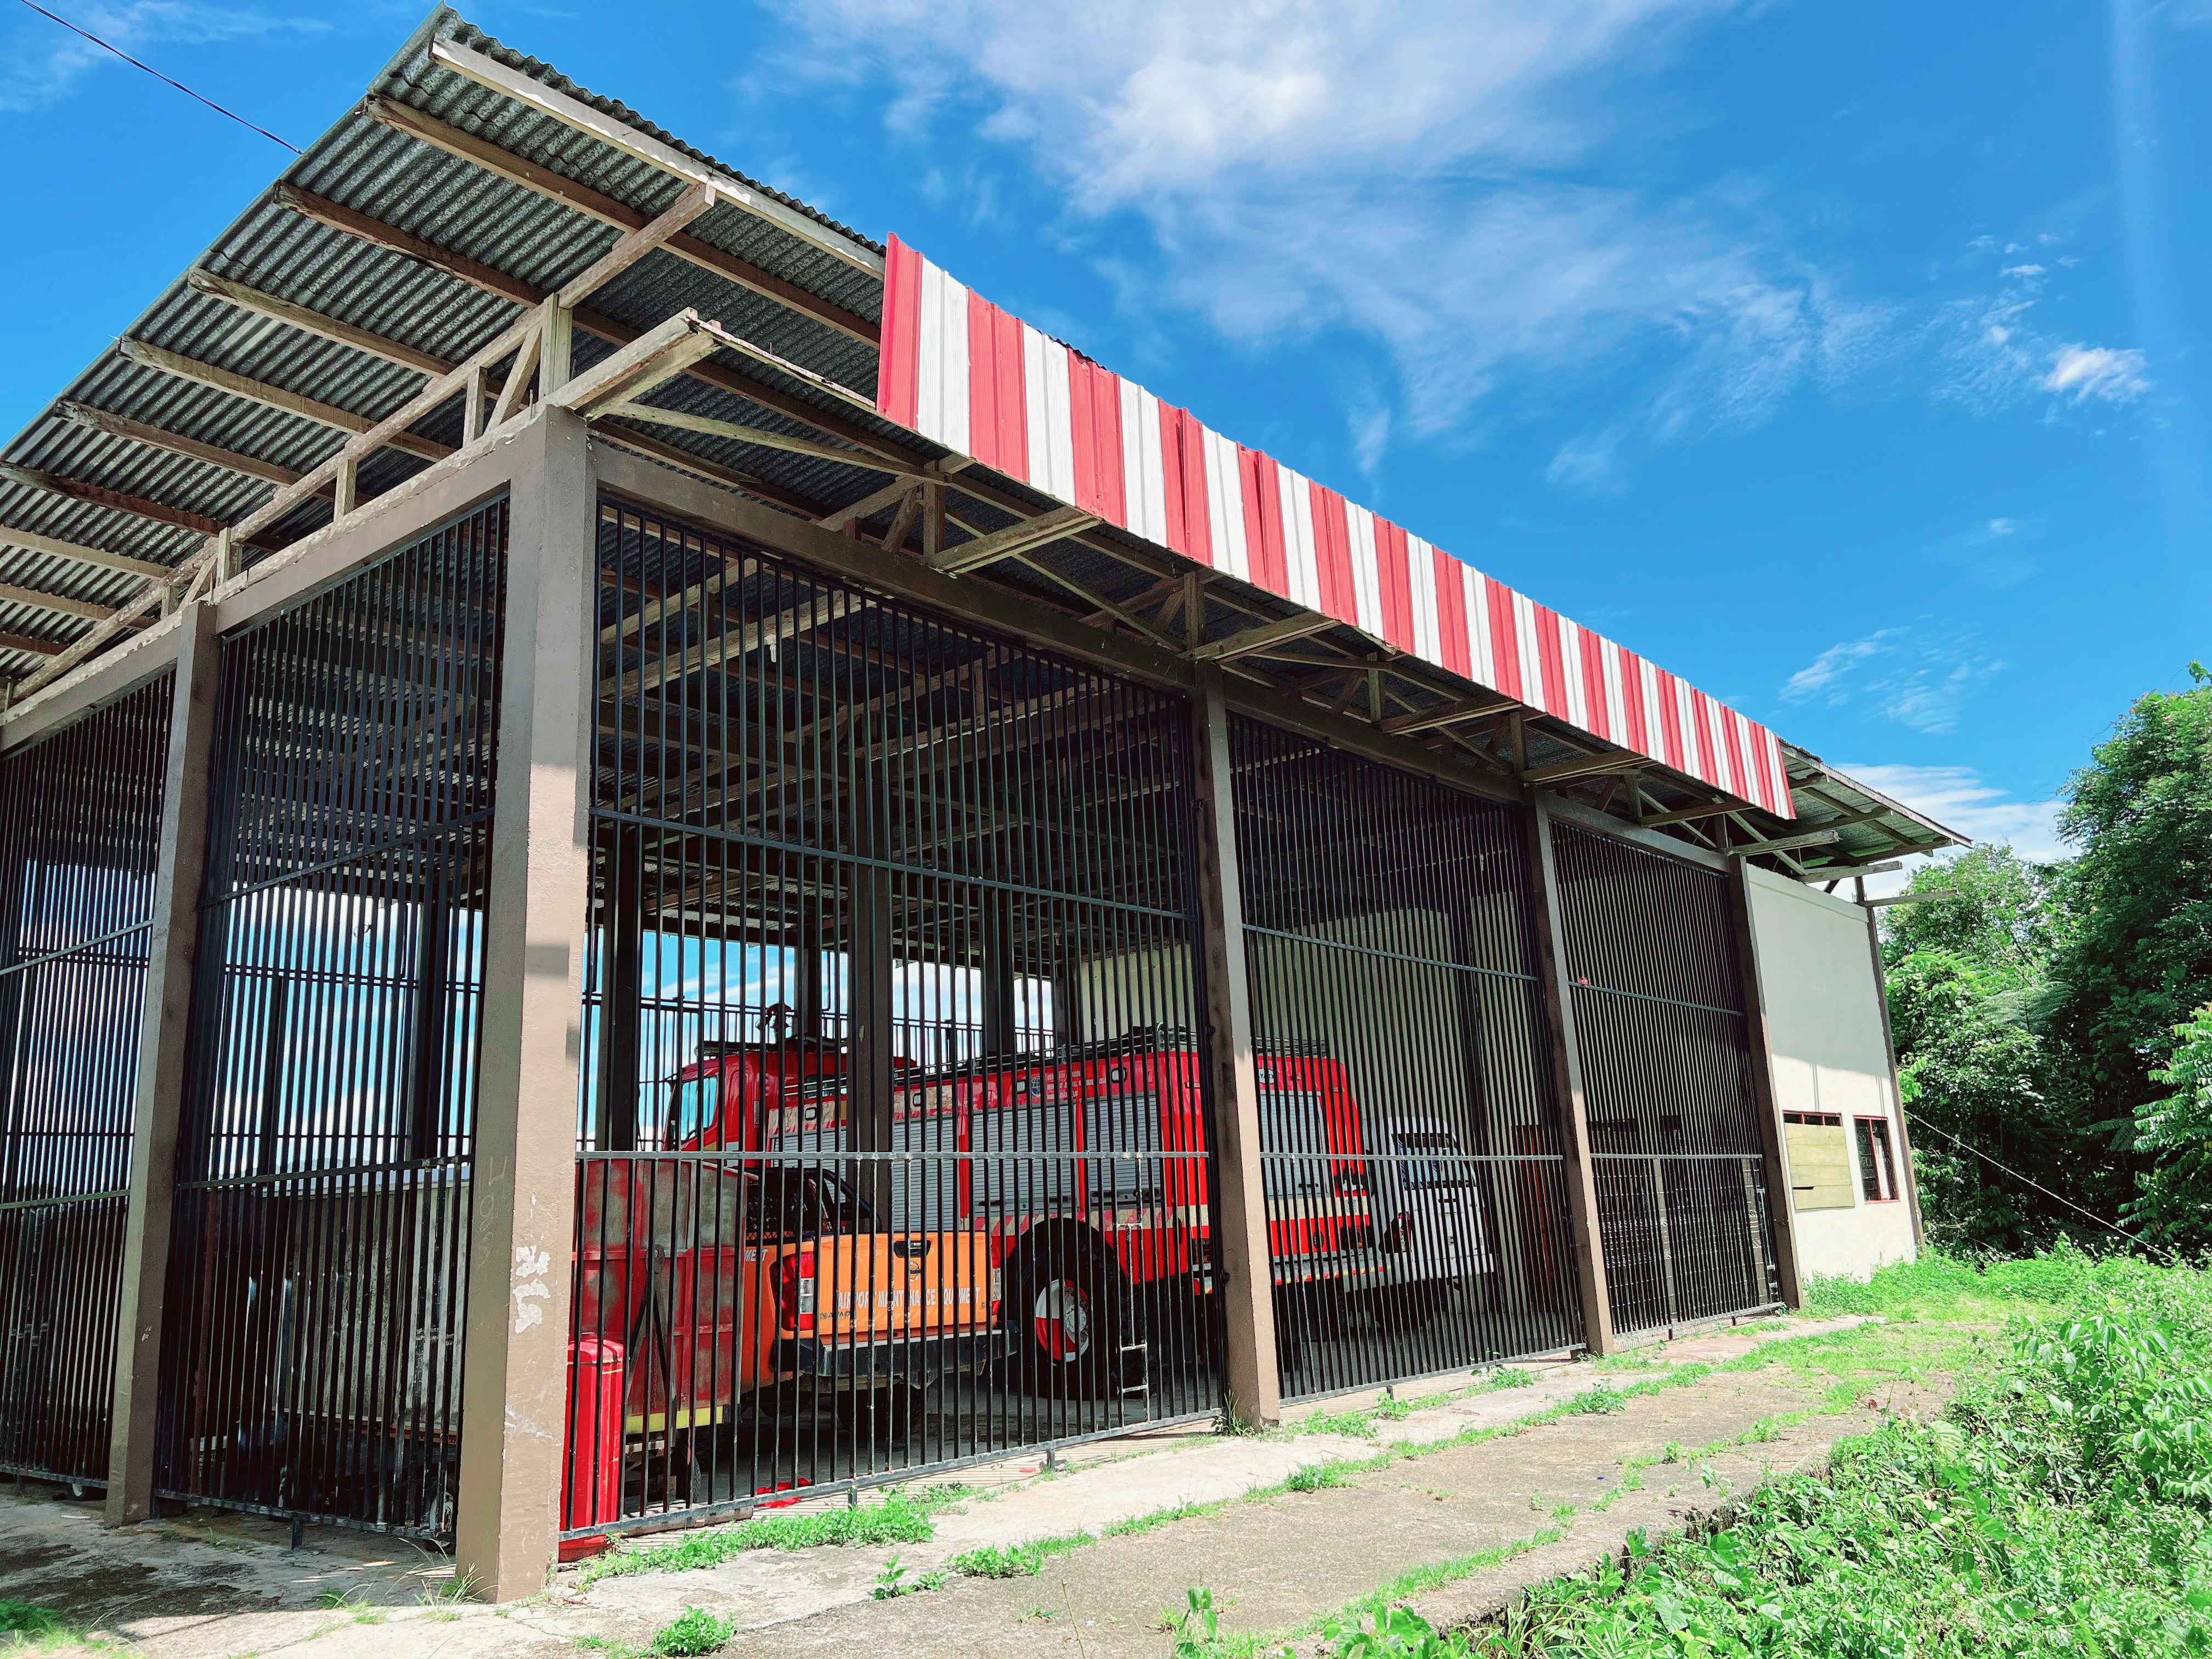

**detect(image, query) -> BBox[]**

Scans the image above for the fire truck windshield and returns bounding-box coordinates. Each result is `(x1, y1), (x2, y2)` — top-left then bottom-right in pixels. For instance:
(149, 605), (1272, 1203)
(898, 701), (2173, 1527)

(668, 1076), (717, 1147)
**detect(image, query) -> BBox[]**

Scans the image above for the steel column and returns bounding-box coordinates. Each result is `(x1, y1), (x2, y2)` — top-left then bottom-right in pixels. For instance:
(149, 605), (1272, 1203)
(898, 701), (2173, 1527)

(454, 410), (596, 1599)
(1524, 793), (1616, 1357)
(1727, 857), (1805, 1307)
(104, 601), (221, 1523)
(1190, 667), (1282, 1427)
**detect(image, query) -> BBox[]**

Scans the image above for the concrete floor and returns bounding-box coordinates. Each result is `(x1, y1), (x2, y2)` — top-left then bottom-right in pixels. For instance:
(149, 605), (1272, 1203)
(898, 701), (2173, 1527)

(0, 1314), (1916, 1657)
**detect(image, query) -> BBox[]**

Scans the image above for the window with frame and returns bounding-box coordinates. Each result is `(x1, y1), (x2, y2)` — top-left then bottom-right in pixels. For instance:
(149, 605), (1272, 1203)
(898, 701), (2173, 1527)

(1782, 1110), (1854, 1211)
(1854, 1115), (1899, 1203)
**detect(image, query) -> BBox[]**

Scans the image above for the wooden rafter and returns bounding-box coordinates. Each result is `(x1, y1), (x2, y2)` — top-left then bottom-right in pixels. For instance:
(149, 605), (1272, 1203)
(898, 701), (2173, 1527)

(1521, 749), (1649, 787)
(363, 95), (878, 348)
(0, 580), (144, 628)
(187, 268), (452, 376)
(54, 400), (306, 490)
(1378, 692), (1518, 736)
(425, 37), (885, 281)
(0, 523), (171, 583)
(1190, 612), (1336, 663)
(0, 464), (229, 541)
(928, 506), (1098, 577)
(116, 338), (449, 464)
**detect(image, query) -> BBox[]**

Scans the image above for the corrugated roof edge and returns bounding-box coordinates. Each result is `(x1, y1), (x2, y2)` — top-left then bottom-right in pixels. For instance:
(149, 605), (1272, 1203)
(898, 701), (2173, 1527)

(400, 5), (885, 259)
(1783, 743), (1974, 852)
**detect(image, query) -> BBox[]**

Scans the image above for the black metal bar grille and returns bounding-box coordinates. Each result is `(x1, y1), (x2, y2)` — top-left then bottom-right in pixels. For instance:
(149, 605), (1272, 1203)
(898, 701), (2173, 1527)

(0, 675), (174, 1486)
(155, 500), (509, 1539)
(1549, 825), (1780, 1338)
(569, 498), (1220, 1536)
(1227, 718), (1585, 1401)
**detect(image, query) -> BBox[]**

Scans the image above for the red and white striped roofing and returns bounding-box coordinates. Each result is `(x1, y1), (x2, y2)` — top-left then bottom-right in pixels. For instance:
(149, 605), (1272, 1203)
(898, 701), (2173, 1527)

(875, 236), (1793, 820)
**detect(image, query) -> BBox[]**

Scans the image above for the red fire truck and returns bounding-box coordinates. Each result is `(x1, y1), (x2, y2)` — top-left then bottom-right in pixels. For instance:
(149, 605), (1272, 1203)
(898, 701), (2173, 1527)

(573, 1024), (1379, 1453)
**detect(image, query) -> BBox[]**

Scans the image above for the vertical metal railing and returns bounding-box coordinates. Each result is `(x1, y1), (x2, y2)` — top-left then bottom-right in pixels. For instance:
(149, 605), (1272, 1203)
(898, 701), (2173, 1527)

(154, 500), (509, 1538)
(1549, 825), (1780, 1338)
(568, 498), (1221, 1537)
(0, 675), (174, 1486)
(1226, 719), (1585, 1401)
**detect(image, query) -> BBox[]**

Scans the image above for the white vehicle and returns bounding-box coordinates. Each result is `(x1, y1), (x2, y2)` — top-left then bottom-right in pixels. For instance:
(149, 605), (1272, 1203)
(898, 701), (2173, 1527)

(1350, 1119), (1496, 1331)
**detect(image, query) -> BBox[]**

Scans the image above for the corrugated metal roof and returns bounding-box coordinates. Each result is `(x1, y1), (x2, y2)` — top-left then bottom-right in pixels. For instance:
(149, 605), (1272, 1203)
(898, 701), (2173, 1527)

(0, 3), (1963, 868)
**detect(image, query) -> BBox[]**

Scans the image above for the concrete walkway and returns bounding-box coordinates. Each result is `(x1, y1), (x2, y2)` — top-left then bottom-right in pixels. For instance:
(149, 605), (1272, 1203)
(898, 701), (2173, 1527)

(0, 1314), (1927, 1657)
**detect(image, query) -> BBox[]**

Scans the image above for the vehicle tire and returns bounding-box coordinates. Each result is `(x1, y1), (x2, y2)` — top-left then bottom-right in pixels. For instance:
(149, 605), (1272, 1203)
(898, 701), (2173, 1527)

(1007, 1235), (1133, 1401)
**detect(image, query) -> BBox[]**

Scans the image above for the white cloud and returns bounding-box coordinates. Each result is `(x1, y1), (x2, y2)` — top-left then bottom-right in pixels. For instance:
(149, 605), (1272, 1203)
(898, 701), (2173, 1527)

(1781, 626), (2004, 736)
(1347, 388), (1392, 483)
(1833, 762), (2068, 862)
(761, 0), (1914, 447)
(1935, 262), (2154, 416)
(1545, 425), (1627, 495)
(0, 2), (326, 116)
(2041, 343), (2153, 403)
(1782, 629), (1902, 701)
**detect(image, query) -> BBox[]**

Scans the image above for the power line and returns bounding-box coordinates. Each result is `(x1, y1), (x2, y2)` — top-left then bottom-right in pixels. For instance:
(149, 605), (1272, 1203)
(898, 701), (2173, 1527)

(14, 0), (300, 154)
(1904, 1107), (2180, 1265)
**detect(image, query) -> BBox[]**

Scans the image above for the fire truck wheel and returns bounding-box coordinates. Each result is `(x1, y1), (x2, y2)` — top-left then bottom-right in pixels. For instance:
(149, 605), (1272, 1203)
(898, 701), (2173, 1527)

(1007, 1237), (1132, 1401)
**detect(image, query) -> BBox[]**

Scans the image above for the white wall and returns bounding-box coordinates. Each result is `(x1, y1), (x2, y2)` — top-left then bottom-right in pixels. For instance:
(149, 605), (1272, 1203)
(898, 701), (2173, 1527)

(1745, 865), (1918, 1282)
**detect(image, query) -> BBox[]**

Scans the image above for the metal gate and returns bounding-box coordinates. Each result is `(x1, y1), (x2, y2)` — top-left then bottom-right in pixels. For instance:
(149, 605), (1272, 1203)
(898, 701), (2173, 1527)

(155, 501), (507, 1537)
(569, 498), (1220, 1535)
(1549, 825), (1780, 1338)
(0, 675), (174, 1486)
(1228, 719), (1584, 1400)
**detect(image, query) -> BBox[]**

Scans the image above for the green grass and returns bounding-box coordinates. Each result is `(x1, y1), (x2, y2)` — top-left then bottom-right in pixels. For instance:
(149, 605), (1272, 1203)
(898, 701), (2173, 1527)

(579, 1487), (968, 1585)
(0, 1600), (116, 1654)
(1174, 1247), (2212, 1658)
(650, 1606), (735, 1655)
(949, 1531), (1094, 1578)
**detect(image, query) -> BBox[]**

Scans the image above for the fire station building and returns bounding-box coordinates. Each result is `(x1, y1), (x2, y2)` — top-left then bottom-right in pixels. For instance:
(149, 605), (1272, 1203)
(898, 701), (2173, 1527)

(0, 7), (1958, 1598)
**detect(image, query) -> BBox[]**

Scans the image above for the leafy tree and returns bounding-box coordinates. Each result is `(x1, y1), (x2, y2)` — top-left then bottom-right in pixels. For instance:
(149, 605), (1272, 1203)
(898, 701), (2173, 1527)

(2047, 665), (2212, 1158)
(1881, 843), (2056, 984)
(1877, 667), (2212, 1253)
(2127, 1003), (2212, 1249)
(1886, 945), (2079, 1250)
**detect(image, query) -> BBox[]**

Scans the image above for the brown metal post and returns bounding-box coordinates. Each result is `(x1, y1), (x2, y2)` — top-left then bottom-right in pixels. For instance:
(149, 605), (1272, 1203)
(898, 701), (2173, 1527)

(1726, 858), (1807, 1308)
(1523, 793), (1616, 1357)
(1189, 668), (1280, 1426)
(453, 409), (596, 1599)
(104, 599), (220, 1525)
(1858, 877), (1925, 1248)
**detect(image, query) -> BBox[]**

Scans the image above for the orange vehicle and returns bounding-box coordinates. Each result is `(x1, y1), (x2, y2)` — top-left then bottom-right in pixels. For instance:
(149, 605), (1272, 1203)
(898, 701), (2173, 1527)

(570, 1036), (997, 1470)
(571, 1024), (1378, 1478)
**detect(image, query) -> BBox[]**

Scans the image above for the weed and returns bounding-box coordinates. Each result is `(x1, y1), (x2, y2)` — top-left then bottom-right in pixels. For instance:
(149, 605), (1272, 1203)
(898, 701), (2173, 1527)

(949, 1532), (1092, 1579)
(651, 1606), (735, 1656)
(870, 1555), (946, 1600)
(1285, 1460), (1352, 1493)
(1660, 1440), (1684, 1463)
(582, 1489), (960, 1584)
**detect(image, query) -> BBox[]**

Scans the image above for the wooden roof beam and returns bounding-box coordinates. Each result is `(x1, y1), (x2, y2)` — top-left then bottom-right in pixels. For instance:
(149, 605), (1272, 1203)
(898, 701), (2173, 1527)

(187, 268), (452, 376)
(928, 505), (1099, 577)
(363, 94), (878, 348)
(0, 580), (145, 628)
(55, 400), (308, 490)
(0, 462), (231, 541)
(0, 630), (64, 659)
(1522, 748), (1650, 788)
(0, 523), (173, 583)
(116, 338), (450, 465)
(425, 37), (885, 281)
(1378, 692), (1519, 736)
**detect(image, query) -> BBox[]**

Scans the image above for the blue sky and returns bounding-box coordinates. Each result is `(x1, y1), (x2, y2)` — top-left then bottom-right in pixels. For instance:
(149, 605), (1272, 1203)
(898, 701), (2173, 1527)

(3, 0), (2205, 864)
